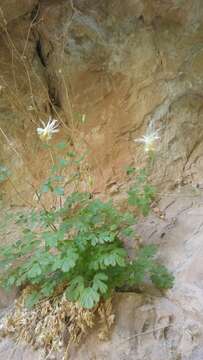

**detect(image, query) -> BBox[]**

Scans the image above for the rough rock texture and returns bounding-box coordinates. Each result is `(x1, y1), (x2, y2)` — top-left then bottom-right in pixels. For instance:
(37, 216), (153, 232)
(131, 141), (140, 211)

(0, 0), (203, 198)
(0, 338), (42, 360)
(68, 187), (203, 359)
(0, 1), (203, 359)
(0, 0), (38, 25)
(1, 187), (203, 359)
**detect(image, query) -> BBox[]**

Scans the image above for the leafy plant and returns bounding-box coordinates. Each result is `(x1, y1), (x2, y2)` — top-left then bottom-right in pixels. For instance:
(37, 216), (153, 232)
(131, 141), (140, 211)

(0, 147), (174, 309)
(127, 168), (156, 216)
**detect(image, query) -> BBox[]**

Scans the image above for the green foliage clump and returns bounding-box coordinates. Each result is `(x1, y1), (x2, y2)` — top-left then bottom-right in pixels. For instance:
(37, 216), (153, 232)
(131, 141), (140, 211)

(0, 147), (174, 309)
(127, 168), (156, 216)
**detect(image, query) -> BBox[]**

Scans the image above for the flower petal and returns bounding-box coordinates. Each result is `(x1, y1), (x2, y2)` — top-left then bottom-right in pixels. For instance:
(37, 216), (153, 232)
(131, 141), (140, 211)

(37, 128), (44, 134)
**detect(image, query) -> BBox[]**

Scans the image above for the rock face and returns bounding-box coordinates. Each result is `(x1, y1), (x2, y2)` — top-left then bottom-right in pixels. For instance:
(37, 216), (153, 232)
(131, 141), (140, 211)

(69, 188), (203, 360)
(0, 338), (42, 360)
(0, 0), (203, 197)
(0, 1), (203, 359)
(0, 0), (38, 25)
(1, 188), (203, 359)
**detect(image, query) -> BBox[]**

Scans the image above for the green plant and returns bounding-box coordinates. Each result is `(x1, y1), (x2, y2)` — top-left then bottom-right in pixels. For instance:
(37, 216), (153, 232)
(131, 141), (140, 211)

(127, 168), (156, 216)
(0, 164), (11, 183)
(0, 147), (174, 309)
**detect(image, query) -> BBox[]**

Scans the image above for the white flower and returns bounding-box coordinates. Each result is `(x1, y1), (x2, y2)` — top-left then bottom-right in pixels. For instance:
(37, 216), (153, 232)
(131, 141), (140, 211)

(134, 129), (160, 153)
(37, 117), (59, 142)
(33, 192), (40, 202)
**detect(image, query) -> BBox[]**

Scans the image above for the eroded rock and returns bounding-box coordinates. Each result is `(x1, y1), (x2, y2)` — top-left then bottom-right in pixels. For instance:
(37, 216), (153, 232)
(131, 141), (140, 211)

(0, 2), (203, 358)
(1, 188), (203, 359)
(0, 0), (203, 196)
(0, 0), (38, 26)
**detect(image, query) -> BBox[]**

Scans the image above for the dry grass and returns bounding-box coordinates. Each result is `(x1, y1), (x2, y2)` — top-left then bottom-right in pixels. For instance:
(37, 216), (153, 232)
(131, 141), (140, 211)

(0, 287), (115, 359)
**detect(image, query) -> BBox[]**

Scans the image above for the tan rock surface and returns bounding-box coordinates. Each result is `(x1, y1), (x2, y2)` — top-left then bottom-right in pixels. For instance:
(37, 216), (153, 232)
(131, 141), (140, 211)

(0, 1), (38, 25)
(1, 188), (203, 359)
(0, 1), (203, 359)
(68, 188), (203, 360)
(0, 0), (202, 197)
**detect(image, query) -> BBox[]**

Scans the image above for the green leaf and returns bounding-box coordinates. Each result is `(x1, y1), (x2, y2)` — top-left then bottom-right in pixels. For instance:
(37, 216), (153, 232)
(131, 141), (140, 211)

(6, 275), (16, 287)
(25, 291), (41, 309)
(61, 249), (79, 272)
(51, 164), (59, 173)
(67, 151), (76, 158)
(79, 287), (100, 309)
(129, 269), (145, 285)
(53, 175), (64, 182)
(59, 158), (70, 167)
(110, 224), (118, 231)
(90, 232), (116, 246)
(66, 276), (84, 302)
(0, 165), (11, 182)
(40, 281), (56, 297)
(151, 265), (174, 289)
(16, 274), (27, 287)
(51, 255), (63, 271)
(27, 263), (42, 279)
(64, 192), (90, 209)
(41, 183), (51, 193)
(74, 154), (86, 164)
(40, 210), (55, 227)
(138, 245), (157, 259)
(128, 245), (159, 286)
(53, 187), (65, 196)
(90, 248), (127, 270)
(56, 141), (68, 150)
(137, 168), (148, 183)
(126, 166), (136, 176)
(99, 232), (116, 244)
(121, 227), (134, 237)
(122, 212), (135, 225)
(42, 232), (59, 248)
(93, 273), (108, 294)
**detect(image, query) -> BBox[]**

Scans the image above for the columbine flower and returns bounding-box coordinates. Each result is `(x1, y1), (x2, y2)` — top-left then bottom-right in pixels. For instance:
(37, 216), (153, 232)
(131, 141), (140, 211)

(33, 192), (40, 202)
(134, 129), (160, 153)
(37, 117), (59, 142)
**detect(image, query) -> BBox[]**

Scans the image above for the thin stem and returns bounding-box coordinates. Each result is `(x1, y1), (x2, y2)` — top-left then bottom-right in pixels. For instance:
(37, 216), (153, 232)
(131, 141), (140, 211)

(49, 148), (55, 166)
(119, 324), (174, 345)
(0, 126), (21, 158)
(48, 147), (59, 209)
(22, 4), (40, 58)
(64, 339), (72, 360)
